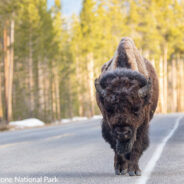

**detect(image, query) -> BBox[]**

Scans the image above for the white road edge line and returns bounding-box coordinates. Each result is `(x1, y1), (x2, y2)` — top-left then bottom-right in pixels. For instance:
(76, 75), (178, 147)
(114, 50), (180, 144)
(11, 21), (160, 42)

(137, 115), (183, 184)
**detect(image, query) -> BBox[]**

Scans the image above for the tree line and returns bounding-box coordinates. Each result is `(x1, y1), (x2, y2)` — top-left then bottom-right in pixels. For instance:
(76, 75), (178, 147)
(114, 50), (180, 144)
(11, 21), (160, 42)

(0, 0), (184, 124)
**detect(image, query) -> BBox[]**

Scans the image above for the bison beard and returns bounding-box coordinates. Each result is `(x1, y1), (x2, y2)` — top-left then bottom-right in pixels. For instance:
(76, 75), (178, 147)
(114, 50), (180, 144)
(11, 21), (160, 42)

(95, 37), (159, 176)
(115, 128), (136, 155)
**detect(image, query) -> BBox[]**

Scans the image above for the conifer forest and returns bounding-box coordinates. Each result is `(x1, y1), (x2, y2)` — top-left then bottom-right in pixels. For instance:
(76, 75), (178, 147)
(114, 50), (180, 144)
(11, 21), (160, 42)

(0, 0), (184, 124)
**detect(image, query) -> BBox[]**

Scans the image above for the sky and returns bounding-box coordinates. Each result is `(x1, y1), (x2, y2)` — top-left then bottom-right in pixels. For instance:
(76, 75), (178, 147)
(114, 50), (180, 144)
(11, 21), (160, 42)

(47, 0), (83, 16)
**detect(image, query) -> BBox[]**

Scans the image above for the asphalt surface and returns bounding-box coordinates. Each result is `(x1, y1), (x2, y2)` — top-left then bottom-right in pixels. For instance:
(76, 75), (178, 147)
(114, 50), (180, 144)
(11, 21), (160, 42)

(0, 113), (183, 184)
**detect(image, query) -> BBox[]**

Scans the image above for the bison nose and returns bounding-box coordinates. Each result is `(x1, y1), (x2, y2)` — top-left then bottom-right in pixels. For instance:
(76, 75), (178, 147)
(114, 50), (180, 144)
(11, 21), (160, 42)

(118, 126), (132, 140)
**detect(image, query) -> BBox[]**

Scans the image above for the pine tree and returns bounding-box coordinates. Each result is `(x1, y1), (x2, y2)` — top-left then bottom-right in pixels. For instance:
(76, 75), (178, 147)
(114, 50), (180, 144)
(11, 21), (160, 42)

(80, 0), (97, 116)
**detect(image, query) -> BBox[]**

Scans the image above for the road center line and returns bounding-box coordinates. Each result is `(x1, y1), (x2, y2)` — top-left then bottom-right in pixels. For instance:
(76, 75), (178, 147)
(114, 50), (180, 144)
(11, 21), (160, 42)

(137, 115), (183, 184)
(0, 133), (73, 149)
(0, 142), (30, 149)
(44, 133), (73, 141)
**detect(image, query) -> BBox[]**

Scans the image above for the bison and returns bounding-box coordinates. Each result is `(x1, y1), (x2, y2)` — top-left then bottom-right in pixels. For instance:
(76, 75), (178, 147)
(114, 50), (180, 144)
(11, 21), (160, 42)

(95, 37), (159, 176)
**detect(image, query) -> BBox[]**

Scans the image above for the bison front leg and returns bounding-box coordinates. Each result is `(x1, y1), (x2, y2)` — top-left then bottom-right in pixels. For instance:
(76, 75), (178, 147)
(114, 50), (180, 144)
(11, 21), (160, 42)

(127, 150), (142, 176)
(127, 125), (149, 176)
(114, 153), (128, 175)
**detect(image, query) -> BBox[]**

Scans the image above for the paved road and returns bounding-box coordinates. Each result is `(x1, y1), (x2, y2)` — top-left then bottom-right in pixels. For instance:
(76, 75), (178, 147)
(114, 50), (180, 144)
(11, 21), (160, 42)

(0, 114), (183, 184)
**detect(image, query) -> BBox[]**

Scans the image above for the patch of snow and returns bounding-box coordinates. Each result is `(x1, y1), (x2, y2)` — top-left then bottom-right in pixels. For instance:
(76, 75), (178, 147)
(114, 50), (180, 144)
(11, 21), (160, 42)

(92, 115), (102, 119)
(10, 118), (45, 128)
(62, 119), (72, 124)
(72, 116), (88, 121)
(61, 116), (88, 124)
(61, 115), (102, 124)
(53, 120), (62, 125)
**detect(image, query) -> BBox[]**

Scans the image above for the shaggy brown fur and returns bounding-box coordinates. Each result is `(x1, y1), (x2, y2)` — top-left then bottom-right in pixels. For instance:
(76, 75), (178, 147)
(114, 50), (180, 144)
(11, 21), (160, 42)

(101, 37), (148, 78)
(95, 37), (159, 176)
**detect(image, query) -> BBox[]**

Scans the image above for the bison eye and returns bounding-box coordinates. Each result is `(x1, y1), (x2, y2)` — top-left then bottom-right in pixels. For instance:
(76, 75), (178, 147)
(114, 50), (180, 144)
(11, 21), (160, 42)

(106, 107), (114, 114)
(104, 103), (114, 114)
(131, 106), (140, 114)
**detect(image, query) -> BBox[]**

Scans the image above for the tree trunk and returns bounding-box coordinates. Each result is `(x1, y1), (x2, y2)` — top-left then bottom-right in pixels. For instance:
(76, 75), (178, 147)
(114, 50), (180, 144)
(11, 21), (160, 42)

(172, 59), (177, 112)
(9, 19), (14, 120)
(0, 66), (3, 121)
(28, 35), (34, 114)
(159, 57), (164, 113)
(76, 57), (83, 116)
(3, 20), (9, 122)
(51, 65), (57, 121)
(182, 60), (184, 112)
(87, 53), (95, 117)
(3, 19), (14, 122)
(55, 68), (61, 120)
(38, 60), (45, 119)
(177, 57), (182, 112)
(42, 63), (49, 121)
(163, 46), (167, 113)
(181, 60), (184, 111)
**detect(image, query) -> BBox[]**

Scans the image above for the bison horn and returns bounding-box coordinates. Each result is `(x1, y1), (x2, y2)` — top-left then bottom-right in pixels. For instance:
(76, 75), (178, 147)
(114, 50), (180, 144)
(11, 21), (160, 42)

(95, 78), (106, 97)
(138, 77), (152, 98)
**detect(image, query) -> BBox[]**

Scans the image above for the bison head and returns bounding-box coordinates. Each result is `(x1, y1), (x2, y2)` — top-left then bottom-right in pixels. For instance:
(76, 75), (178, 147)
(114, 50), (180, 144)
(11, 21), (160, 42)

(95, 68), (152, 154)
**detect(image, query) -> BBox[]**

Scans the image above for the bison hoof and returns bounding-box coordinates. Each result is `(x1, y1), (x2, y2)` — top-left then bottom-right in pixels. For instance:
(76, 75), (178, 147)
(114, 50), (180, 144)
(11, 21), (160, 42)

(115, 169), (121, 175)
(121, 169), (128, 175)
(128, 170), (142, 176)
(115, 169), (127, 175)
(135, 170), (142, 176)
(128, 171), (136, 176)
